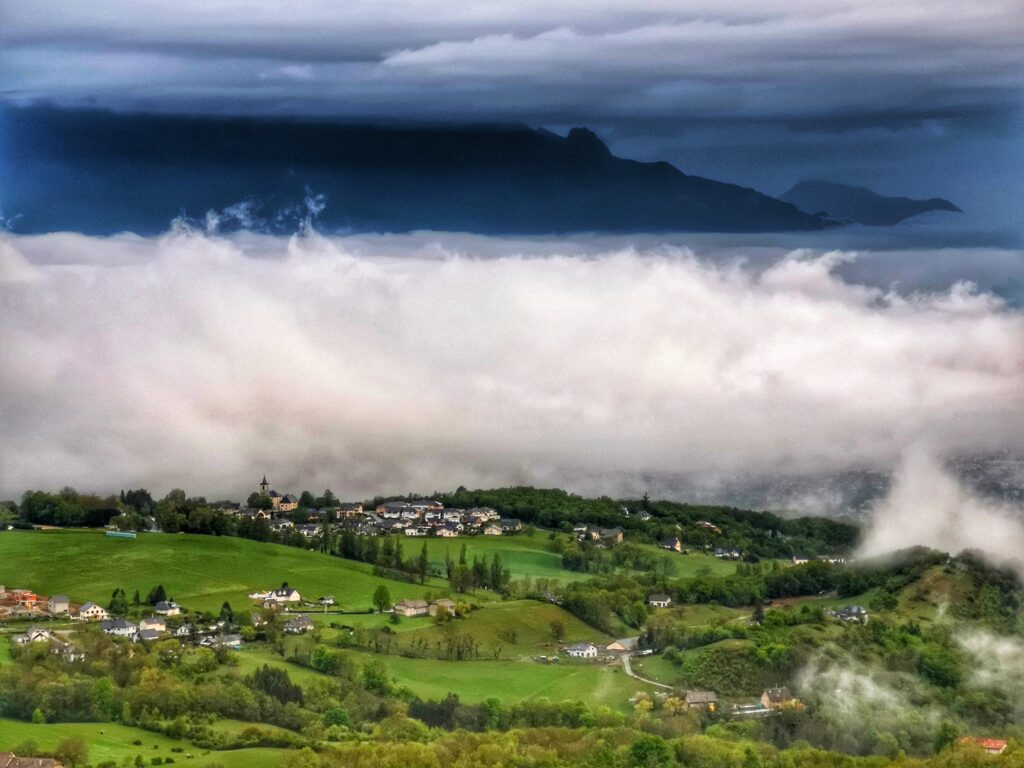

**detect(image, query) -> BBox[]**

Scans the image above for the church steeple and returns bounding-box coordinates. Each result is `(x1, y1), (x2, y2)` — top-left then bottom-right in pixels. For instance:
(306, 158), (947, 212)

(259, 475), (269, 494)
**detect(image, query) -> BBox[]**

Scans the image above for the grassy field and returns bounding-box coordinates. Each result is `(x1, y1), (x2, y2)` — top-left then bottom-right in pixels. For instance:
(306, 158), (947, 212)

(419, 533), (590, 582)
(0, 529), (453, 614)
(234, 641), (652, 711)
(425, 532), (744, 583)
(353, 648), (651, 710)
(0, 719), (288, 767)
(314, 600), (612, 657)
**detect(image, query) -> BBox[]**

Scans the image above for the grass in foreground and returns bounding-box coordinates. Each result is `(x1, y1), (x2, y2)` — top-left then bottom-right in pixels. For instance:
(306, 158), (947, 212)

(0, 719), (288, 767)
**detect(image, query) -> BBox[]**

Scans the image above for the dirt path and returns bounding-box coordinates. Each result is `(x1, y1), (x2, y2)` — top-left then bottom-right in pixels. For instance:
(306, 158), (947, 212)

(620, 653), (673, 690)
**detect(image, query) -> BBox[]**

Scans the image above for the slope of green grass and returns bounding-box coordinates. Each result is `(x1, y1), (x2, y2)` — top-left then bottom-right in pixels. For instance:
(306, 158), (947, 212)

(386, 600), (612, 656)
(419, 532), (589, 582)
(0, 529), (450, 614)
(310, 599), (613, 657)
(0, 719), (288, 767)
(352, 648), (650, 710)
(234, 642), (651, 712)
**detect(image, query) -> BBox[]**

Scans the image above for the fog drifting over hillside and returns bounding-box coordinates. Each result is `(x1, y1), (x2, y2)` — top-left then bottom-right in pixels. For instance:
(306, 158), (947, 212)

(0, 228), (1022, 508)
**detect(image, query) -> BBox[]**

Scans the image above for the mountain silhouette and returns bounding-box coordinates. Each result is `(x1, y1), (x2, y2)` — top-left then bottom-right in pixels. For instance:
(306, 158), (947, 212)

(1, 107), (833, 235)
(780, 180), (961, 226)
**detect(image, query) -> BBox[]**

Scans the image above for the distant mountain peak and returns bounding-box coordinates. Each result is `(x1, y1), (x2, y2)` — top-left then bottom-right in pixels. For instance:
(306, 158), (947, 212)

(2, 105), (833, 236)
(781, 180), (962, 226)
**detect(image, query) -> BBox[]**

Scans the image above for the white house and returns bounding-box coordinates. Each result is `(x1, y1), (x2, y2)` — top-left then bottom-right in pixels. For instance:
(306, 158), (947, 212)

(648, 594), (672, 608)
(565, 643), (599, 658)
(269, 586), (301, 603)
(77, 602), (109, 621)
(101, 618), (137, 638)
(14, 627), (53, 645)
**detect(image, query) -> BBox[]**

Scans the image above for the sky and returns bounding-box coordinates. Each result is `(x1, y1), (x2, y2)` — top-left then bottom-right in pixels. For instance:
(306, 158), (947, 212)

(1, 0), (1023, 223)
(1, 1), (1023, 525)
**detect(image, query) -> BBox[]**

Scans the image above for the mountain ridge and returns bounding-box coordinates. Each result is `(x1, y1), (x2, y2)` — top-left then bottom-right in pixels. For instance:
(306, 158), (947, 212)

(1, 106), (833, 236)
(781, 179), (962, 226)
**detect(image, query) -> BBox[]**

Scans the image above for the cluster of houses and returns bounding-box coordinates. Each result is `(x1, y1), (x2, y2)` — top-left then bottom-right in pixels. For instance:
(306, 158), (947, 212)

(659, 537), (741, 560)
(560, 636), (638, 659)
(825, 604), (869, 623)
(224, 480), (526, 540)
(98, 614), (241, 648)
(572, 524), (624, 545)
(791, 554), (848, 565)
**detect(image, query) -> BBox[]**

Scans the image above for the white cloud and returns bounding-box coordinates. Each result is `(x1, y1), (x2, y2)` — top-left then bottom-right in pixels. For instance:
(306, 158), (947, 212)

(859, 446), (1024, 576)
(0, 230), (1021, 502)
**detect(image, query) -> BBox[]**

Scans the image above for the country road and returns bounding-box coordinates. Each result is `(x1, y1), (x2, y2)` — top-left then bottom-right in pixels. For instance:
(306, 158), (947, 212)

(620, 653), (673, 690)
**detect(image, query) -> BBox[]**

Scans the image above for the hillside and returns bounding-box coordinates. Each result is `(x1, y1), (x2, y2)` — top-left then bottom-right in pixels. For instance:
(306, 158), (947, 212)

(1, 106), (833, 235)
(780, 180), (962, 225)
(0, 529), (454, 613)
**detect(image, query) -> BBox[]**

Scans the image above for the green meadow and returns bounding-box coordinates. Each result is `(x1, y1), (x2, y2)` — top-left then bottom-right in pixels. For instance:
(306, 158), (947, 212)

(234, 643), (653, 712)
(0, 529), (451, 614)
(419, 530), (741, 582)
(318, 599), (615, 657)
(418, 532), (589, 582)
(0, 719), (288, 767)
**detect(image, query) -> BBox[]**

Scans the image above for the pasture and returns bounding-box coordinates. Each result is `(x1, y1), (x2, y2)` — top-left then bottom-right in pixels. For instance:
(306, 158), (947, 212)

(0, 719), (288, 767)
(0, 529), (450, 614)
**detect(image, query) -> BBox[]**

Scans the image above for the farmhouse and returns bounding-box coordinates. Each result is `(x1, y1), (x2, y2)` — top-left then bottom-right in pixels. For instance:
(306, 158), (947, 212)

(429, 598), (456, 616)
(77, 602), (109, 621)
(483, 524), (503, 536)
(761, 687), (795, 710)
(46, 595), (70, 614)
(599, 527), (624, 543)
(565, 643), (599, 658)
(285, 615), (314, 634)
(684, 690), (719, 712)
(139, 616), (166, 632)
(791, 554), (811, 565)
(647, 594), (672, 608)
(394, 599), (430, 617)
(317, 595), (336, 606)
(136, 628), (162, 642)
(606, 637), (638, 652)
(154, 600), (181, 616)
(831, 605), (869, 623)
(660, 537), (684, 553)
(269, 586), (302, 603)
(958, 737), (1008, 755)
(14, 627), (53, 645)
(0, 752), (65, 768)
(500, 518), (522, 532)
(101, 618), (137, 638)
(176, 623), (200, 638)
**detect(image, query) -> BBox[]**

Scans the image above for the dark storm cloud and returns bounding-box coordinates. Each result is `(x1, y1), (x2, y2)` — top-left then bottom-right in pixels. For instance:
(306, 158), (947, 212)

(2, 2), (1020, 126)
